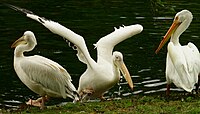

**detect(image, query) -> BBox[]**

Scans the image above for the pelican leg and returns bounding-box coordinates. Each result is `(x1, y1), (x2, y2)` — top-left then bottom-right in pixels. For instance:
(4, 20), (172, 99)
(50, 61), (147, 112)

(40, 96), (46, 109)
(35, 97), (43, 103)
(79, 88), (94, 101)
(195, 74), (200, 93)
(99, 95), (106, 101)
(26, 96), (49, 109)
(26, 99), (33, 106)
(166, 84), (170, 96)
(26, 98), (41, 107)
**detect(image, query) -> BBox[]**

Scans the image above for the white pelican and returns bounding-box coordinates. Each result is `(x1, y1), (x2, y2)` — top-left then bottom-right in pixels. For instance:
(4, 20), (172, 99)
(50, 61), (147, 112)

(8, 4), (143, 100)
(11, 31), (79, 109)
(155, 10), (200, 96)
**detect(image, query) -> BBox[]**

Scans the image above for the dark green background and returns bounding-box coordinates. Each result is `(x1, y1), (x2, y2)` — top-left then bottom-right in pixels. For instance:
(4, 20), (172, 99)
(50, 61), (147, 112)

(0, 0), (199, 108)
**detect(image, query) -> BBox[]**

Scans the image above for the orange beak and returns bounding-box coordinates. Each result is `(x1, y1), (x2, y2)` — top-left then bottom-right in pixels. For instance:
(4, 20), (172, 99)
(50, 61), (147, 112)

(119, 61), (134, 90)
(155, 17), (181, 54)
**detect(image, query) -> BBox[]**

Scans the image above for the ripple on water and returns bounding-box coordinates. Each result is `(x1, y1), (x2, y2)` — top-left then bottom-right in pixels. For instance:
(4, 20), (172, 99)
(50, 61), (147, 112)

(153, 17), (173, 20)
(144, 81), (167, 87)
(1, 100), (21, 109)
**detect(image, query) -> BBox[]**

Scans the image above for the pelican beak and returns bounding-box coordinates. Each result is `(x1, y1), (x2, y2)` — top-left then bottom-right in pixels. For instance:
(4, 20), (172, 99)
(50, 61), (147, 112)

(155, 17), (181, 54)
(119, 61), (134, 90)
(11, 36), (26, 48)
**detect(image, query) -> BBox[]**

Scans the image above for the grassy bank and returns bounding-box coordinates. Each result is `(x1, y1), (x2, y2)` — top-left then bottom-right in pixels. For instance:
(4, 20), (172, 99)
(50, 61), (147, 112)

(2, 92), (200, 114)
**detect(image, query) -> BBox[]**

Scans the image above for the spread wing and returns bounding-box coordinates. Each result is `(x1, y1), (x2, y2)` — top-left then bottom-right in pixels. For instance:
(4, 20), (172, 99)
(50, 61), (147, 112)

(7, 4), (96, 67)
(94, 24), (143, 63)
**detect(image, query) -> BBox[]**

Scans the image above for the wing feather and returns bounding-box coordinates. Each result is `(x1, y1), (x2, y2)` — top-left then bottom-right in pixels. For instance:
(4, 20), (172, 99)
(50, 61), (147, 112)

(167, 42), (200, 92)
(26, 13), (91, 65)
(7, 4), (95, 67)
(95, 24), (143, 63)
(19, 55), (76, 98)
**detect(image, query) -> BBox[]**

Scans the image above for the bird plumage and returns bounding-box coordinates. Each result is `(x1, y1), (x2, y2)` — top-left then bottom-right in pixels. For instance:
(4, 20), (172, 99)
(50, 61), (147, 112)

(155, 10), (200, 95)
(12, 31), (79, 109)
(8, 4), (143, 101)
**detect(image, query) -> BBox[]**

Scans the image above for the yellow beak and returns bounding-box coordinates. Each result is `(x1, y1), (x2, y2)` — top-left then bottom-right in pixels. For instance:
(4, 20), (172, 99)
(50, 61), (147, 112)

(119, 61), (134, 90)
(155, 18), (181, 54)
(11, 36), (26, 48)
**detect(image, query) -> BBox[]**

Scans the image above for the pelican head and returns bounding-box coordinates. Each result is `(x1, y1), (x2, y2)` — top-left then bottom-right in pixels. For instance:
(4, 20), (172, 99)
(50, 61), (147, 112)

(11, 31), (37, 49)
(155, 10), (193, 54)
(113, 51), (133, 90)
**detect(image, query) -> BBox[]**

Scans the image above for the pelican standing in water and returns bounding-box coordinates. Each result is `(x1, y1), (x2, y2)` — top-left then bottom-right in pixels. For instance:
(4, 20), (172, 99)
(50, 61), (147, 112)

(11, 31), (79, 109)
(8, 4), (143, 100)
(155, 10), (200, 96)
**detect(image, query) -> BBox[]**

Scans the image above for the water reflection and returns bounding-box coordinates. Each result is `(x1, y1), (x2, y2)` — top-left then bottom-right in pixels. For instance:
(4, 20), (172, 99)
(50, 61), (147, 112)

(0, 0), (199, 109)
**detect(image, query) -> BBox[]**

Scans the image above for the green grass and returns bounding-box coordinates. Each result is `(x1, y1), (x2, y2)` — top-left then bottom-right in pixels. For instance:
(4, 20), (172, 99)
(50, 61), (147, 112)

(2, 92), (200, 114)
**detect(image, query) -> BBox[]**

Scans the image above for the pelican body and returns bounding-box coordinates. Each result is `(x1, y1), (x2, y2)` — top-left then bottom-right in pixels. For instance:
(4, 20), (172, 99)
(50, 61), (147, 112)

(11, 31), (79, 109)
(8, 4), (143, 100)
(155, 10), (200, 95)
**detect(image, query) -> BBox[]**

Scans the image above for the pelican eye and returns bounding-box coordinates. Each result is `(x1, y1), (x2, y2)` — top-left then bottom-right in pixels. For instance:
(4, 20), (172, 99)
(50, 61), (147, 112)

(115, 56), (121, 61)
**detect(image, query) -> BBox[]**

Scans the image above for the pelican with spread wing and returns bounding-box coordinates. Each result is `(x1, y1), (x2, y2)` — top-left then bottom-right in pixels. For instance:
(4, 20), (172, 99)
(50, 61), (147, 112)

(155, 10), (200, 95)
(8, 4), (143, 100)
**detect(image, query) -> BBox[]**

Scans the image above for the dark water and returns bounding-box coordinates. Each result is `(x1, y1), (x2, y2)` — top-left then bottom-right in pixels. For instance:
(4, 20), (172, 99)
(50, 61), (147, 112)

(0, 0), (200, 109)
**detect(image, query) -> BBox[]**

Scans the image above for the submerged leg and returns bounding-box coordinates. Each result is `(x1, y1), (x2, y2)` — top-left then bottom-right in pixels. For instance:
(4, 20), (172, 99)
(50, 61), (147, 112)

(166, 84), (170, 96)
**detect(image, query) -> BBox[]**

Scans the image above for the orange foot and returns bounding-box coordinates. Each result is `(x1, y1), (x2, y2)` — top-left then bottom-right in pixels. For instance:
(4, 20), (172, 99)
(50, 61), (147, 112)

(26, 99), (40, 108)
(26, 96), (49, 109)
